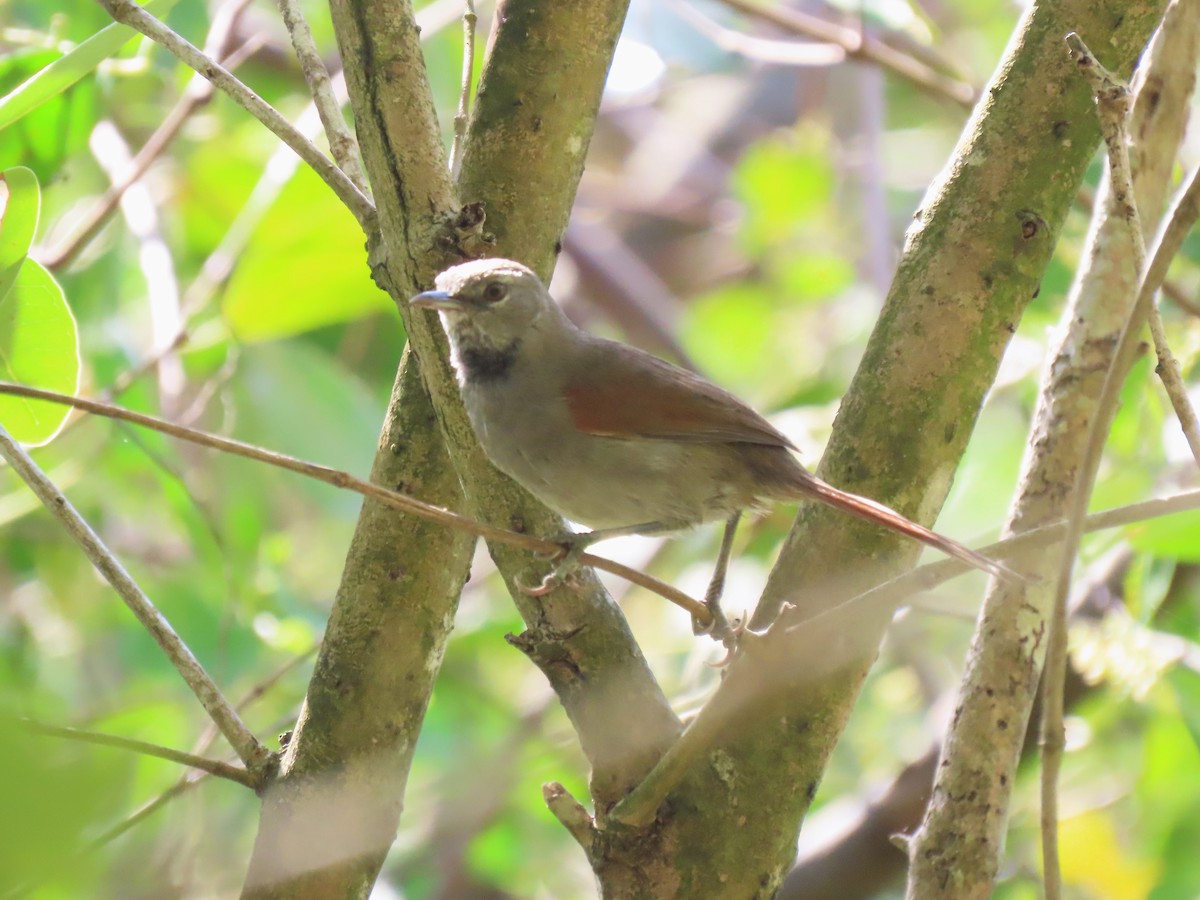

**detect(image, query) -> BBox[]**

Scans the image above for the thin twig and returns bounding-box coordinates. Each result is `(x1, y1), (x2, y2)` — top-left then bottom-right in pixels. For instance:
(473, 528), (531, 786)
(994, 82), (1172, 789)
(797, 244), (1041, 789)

(17, 718), (258, 787)
(92, 773), (202, 847)
(274, 0), (369, 194)
(668, 0), (845, 67)
(93, 646), (316, 848)
(1065, 36), (1200, 467)
(0, 382), (709, 623)
(449, 0), (477, 179)
(610, 486), (1200, 827)
(1044, 35), (1200, 900)
(714, 0), (977, 108)
(1145, 304), (1200, 461)
(1162, 278), (1200, 317)
(780, 488), (1200, 636)
(95, 0), (376, 231)
(42, 0), (258, 270)
(0, 422), (270, 770)
(1043, 37), (1136, 899)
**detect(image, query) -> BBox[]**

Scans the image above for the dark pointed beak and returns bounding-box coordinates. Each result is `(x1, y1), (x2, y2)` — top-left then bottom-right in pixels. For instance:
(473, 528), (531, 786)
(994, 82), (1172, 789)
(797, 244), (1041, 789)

(410, 289), (465, 311)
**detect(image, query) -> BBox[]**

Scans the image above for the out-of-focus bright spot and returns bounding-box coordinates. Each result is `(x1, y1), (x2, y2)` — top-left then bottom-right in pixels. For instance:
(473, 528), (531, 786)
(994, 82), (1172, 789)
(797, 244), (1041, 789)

(1063, 714), (1092, 752)
(1058, 811), (1159, 900)
(604, 39), (666, 102)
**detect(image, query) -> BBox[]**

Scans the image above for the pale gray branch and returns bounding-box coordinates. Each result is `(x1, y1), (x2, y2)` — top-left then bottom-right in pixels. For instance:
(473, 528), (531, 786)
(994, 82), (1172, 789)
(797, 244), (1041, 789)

(448, 0), (477, 178)
(95, 0), (375, 230)
(0, 423), (270, 770)
(274, 0), (368, 194)
(0, 381), (709, 623)
(18, 719), (259, 787)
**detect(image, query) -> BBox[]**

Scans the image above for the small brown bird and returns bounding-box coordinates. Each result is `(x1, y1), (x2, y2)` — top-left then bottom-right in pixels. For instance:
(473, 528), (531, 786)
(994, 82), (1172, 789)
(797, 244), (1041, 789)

(412, 258), (1008, 625)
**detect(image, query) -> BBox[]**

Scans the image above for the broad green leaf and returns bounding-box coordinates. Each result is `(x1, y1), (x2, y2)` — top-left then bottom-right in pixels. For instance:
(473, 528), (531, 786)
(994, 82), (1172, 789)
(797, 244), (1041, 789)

(0, 259), (81, 444)
(0, 167), (38, 296)
(1126, 509), (1200, 563)
(733, 132), (834, 252)
(0, 0), (176, 134)
(1169, 666), (1200, 755)
(222, 165), (391, 341)
(0, 167), (80, 445)
(0, 49), (99, 177)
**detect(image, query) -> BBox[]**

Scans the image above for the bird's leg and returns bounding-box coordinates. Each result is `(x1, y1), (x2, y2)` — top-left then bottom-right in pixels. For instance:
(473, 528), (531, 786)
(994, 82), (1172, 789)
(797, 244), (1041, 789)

(693, 513), (741, 641)
(521, 520), (684, 597)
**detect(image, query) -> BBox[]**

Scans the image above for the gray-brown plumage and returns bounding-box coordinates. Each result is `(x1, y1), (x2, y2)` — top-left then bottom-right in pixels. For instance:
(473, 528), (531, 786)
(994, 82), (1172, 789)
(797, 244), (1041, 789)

(412, 258), (1009, 605)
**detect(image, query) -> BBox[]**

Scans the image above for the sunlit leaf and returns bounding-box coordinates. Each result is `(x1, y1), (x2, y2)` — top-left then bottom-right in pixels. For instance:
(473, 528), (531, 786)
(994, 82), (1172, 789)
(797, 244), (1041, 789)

(0, 167), (80, 445)
(1168, 666), (1200, 754)
(222, 166), (391, 341)
(0, 0), (176, 133)
(0, 49), (99, 178)
(1058, 810), (1160, 900)
(0, 166), (38, 292)
(1125, 508), (1200, 563)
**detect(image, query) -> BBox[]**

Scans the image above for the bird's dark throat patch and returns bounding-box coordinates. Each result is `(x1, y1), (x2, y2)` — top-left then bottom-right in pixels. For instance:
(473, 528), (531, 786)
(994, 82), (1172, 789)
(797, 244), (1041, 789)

(459, 338), (521, 383)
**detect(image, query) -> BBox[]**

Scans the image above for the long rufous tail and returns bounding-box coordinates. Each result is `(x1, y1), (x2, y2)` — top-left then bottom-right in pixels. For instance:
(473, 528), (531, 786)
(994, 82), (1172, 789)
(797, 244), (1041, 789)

(792, 473), (1018, 582)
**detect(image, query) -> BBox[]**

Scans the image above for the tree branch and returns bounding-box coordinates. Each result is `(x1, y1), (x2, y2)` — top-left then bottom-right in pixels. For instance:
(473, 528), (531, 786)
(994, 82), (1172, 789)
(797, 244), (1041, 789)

(0, 381), (707, 622)
(274, 0), (369, 194)
(94, 0), (376, 231)
(17, 719), (259, 788)
(448, 0), (476, 178)
(714, 0), (977, 109)
(604, 1), (1169, 895)
(907, 4), (1192, 895)
(0, 424), (270, 771)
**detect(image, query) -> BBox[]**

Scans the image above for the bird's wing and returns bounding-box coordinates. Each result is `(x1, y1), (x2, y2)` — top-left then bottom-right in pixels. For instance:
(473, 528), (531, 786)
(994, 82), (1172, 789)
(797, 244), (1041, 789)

(562, 341), (794, 448)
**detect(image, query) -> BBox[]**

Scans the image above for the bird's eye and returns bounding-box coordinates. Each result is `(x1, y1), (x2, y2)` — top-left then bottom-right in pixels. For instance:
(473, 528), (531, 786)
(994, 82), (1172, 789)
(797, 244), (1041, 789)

(483, 282), (509, 303)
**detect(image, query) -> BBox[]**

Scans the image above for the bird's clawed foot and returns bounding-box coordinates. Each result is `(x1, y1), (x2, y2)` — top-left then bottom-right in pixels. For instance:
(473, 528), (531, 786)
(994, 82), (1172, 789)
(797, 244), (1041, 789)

(517, 533), (593, 597)
(693, 606), (746, 664)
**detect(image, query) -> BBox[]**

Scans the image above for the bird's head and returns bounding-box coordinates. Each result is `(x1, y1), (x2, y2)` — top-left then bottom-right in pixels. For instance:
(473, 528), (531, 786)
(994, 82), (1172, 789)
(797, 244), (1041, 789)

(410, 258), (562, 353)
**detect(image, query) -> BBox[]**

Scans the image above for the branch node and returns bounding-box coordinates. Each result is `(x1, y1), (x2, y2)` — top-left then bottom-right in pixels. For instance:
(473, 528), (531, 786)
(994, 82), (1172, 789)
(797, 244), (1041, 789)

(544, 782), (597, 853)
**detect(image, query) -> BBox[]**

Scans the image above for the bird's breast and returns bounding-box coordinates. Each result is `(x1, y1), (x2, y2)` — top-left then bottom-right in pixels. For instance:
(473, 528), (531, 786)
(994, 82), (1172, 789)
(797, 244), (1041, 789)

(461, 375), (758, 530)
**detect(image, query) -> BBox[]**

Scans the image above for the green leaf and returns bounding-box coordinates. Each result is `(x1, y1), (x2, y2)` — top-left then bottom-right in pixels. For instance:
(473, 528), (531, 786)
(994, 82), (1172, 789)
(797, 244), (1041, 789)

(733, 132), (834, 251)
(0, 260), (81, 445)
(222, 165), (391, 341)
(1126, 509), (1200, 563)
(0, 0), (177, 134)
(0, 48), (99, 177)
(1168, 665), (1200, 754)
(0, 167), (81, 445)
(0, 167), (38, 296)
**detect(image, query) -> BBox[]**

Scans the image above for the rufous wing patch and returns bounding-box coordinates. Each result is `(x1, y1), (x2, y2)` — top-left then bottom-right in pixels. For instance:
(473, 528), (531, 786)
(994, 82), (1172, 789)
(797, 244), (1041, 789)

(562, 359), (792, 448)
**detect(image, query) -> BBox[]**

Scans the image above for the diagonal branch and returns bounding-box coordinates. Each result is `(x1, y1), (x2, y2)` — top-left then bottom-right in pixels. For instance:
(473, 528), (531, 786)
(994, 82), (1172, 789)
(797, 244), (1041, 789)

(0, 423), (270, 771)
(714, 0), (977, 108)
(274, 0), (369, 194)
(42, 0), (259, 270)
(17, 719), (259, 788)
(907, 5), (1193, 895)
(0, 381), (707, 622)
(94, 0), (376, 231)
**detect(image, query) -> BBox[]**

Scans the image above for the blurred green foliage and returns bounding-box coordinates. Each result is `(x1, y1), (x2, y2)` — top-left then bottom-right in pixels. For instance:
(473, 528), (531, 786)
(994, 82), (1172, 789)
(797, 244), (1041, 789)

(1, 0), (1199, 897)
